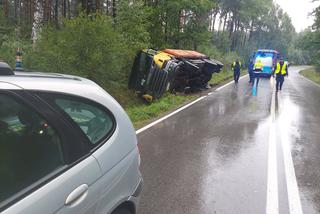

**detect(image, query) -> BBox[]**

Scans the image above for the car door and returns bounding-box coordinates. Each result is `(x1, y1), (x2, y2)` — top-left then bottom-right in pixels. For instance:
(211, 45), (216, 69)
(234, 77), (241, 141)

(0, 89), (102, 214)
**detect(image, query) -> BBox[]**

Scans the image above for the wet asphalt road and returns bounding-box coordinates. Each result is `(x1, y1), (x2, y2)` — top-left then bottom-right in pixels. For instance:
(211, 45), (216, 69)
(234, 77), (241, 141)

(137, 67), (320, 214)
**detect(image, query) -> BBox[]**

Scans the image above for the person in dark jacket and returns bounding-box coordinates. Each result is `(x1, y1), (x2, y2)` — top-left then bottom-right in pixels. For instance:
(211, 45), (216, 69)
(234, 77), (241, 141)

(248, 59), (254, 83)
(232, 59), (241, 84)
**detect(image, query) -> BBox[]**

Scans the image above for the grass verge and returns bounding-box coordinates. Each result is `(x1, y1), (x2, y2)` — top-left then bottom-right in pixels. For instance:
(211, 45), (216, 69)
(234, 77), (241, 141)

(124, 70), (246, 128)
(125, 94), (196, 129)
(300, 67), (320, 85)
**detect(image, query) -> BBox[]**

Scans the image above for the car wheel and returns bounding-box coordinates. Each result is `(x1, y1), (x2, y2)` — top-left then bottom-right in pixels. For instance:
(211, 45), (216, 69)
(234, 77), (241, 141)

(112, 207), (132, 214)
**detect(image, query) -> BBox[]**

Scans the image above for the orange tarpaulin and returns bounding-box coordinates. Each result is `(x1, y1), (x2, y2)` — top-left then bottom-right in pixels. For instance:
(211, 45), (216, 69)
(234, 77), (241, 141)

(163, 49), (207, 59)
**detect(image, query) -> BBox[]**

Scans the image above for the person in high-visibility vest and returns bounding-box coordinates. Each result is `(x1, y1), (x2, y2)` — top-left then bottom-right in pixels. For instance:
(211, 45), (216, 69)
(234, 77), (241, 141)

(253, 59), (264, 84)
(231, 59), (242, 84)
(253, 59), (263, 72)
(273, 58), (288, 92)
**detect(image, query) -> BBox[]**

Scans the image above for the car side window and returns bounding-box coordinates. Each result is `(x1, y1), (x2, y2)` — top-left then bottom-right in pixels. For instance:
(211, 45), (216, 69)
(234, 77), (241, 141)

(0, 94), (65, 204)
(54, 98), (114, 145)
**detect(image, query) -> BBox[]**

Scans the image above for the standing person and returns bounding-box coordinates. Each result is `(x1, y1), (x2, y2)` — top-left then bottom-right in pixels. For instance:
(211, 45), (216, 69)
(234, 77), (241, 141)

(253, 59), (263, 85)
(248, 59), (254, 83)
(274, 58), (288, 92)
(232, 59), (241, 84)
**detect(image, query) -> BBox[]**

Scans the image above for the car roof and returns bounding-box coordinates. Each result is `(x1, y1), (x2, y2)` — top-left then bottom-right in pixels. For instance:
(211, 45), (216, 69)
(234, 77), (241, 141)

(0, 71), (111, 103)
(257, 49), (279, 53)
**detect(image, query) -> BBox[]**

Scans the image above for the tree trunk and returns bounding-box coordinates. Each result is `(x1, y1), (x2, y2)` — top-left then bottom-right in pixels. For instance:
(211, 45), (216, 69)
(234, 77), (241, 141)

(43, 0), (50, 22)
(96, 0), (100, 11)
(14, 0), (18, 18)
(32, 0), (44, 43)
(80, 0), (86, 13)
(229, 13), (235, 39)
(217, 13), (223, 35)
(193, 40), (198, 51)
(222, 13), (228, 32)
(242, 30), (248, 48)
(212, 11), (218, 32)
(106, 0), (109, 15)
(63, 0), (67, 17)
(71, 0), (77, 18)
(112, 0), (116, 19)
(3, 0), (9, 17)
(54, 0), (59, 27)
(249, 19), (254, 41)
(232, 19), (240, 50)
(30, 0), (35, 23)
(67, 0), (71, 19)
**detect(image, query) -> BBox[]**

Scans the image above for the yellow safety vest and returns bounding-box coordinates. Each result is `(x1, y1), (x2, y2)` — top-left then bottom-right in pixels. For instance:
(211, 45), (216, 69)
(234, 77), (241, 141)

(275, 62), (287, 75)
(232, 62), (242, 68)
(254, 61), (263, 70)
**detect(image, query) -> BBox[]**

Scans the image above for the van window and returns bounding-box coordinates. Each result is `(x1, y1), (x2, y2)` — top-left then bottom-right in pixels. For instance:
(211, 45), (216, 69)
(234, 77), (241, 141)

(0, 94), (64, 203)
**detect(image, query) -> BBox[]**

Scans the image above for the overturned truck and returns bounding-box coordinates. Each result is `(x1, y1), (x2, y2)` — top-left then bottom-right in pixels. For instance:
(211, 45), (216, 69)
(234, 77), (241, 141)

(128, 49), (224, 102)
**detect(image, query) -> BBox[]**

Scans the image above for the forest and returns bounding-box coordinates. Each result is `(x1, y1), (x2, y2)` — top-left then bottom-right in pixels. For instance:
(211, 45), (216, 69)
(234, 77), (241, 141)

(0, 0), (314, 105)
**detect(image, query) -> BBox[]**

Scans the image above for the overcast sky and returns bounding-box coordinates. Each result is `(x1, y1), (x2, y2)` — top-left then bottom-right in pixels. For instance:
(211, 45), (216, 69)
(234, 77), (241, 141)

(274, 0), (319, 32)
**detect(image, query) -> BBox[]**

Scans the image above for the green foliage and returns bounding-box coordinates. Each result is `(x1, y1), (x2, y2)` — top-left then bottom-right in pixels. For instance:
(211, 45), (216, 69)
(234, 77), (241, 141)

(0, 38), (33, 68)
(294, 29), (320, 68)
(116, 0), (151, 53)
(199, 44), (223, 60)
(147, 0), (213, 50)
(288, 48), (311, 65)
(28, 14), (133, 93)
(211, 32), (231, 53)
(0, 9), (32, 68)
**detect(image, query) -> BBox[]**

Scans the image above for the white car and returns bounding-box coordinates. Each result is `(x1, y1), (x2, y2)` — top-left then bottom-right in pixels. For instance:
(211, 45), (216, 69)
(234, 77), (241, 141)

(0, 62), (143, 214)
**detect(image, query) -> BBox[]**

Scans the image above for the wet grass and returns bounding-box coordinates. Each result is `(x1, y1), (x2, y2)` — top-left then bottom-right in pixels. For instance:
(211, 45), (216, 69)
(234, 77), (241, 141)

(300, 67), (320, 85)
(125, 94), (197, 129)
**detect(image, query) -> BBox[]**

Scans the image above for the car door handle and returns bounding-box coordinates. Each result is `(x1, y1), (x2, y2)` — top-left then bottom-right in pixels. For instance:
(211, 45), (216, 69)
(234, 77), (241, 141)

(65, 184), (89, 206)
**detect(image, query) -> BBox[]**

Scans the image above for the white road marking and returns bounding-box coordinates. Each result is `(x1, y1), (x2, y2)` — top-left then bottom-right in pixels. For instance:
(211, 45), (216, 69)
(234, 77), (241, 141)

(266, 88), (303, 214)
(136, 96), (207, 134)
(215, 80), (234, 91)
(281, 127), (303, 214)
(278, 93), (303, 214)
(266, 89), (279, 214)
